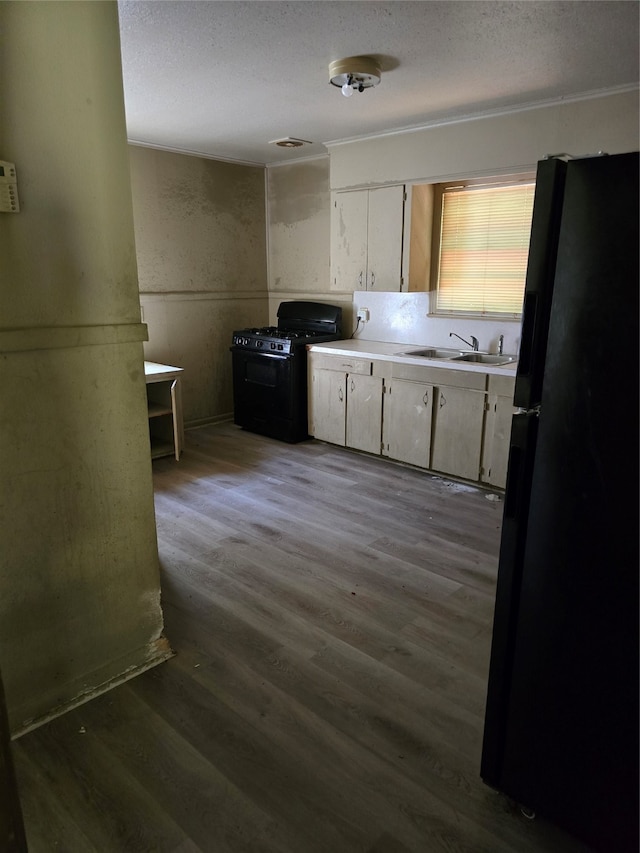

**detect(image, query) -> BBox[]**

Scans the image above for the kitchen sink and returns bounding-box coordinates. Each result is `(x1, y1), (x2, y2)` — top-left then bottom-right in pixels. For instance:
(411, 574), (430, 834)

(398, 348), (517, 365)
(398, 348), (464, 359)
(453, 353), (517, 365)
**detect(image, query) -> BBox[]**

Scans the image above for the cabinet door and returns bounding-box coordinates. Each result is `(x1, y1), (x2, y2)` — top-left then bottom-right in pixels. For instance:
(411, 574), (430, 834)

(481, 394), (516, 488)
(147, 378), (183, 460)
(346, 373), (383, 454)
(382, 379), (433, 468)
(431, 386), (486, 481)
(331, 190), (368, 290)
(309, 368), (346, 445)
(367, 185), (404, 291)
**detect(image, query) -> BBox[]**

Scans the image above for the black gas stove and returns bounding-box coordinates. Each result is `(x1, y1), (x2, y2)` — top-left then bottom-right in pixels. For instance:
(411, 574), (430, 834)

(231, 326), (336, 355)
(230, 301), (343, 443)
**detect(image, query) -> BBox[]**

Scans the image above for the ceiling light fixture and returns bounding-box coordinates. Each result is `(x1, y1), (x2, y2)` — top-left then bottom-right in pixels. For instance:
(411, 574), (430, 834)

(329, 56), (381, 97)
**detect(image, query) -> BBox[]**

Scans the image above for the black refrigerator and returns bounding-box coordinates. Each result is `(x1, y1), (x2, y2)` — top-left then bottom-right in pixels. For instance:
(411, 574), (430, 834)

(481, 152), (639, 852)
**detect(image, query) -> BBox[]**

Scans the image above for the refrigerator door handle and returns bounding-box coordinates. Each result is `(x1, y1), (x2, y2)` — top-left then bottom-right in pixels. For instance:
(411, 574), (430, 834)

(503, 445), (523, 520)
(517, 293), (537, 379)
(502, 412), (539, 524)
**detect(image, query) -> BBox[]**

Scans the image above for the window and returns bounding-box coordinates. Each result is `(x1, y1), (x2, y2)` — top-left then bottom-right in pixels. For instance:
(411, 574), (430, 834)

(433, 176), (535, 317)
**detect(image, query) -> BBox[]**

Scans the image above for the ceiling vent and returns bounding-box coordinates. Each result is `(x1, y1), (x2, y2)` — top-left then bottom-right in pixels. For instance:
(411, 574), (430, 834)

(269, 137), (312, 148)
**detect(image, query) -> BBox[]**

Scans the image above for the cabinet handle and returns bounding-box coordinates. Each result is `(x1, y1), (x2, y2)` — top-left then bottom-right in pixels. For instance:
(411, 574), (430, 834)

(423, 392), (429, 405)
(338, 387), (344, 402)
(370, 271), (375, 288)
(350, 379), (355, 392)
(359, 271), (363, 287)
(439, 392), (446, 409)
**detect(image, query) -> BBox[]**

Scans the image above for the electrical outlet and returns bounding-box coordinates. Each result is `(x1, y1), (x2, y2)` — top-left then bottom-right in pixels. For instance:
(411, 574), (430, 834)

(357, 308), (370, 323)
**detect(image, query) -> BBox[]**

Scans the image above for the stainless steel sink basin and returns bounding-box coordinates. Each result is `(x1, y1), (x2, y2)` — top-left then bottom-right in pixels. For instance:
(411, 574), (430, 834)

(399, 348), (463, 359)
(453, 353), (517, 365)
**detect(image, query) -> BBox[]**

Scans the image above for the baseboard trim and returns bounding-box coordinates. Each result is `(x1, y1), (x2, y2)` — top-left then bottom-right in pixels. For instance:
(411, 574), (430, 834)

(12, 636), (174, 739)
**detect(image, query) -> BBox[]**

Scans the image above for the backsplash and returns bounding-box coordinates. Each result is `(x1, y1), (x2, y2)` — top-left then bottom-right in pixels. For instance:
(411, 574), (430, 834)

(351, 291), (522, 356)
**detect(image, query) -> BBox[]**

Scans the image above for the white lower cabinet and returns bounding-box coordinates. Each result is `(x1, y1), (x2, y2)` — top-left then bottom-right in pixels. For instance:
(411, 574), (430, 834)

(431, 385), (486, 481)
(346, 373), (384, 454)
(481, 374), (517, 489)
(309, 367), (346, 445)
(308, 354), (382, 452)
(309, 349), (516, 489)
(388, 362), (488, 481)
(382, 379), (433, 468)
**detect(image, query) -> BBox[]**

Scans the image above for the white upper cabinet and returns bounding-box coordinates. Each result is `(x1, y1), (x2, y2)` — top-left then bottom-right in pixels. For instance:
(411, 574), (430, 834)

(331, 185), (405, 291)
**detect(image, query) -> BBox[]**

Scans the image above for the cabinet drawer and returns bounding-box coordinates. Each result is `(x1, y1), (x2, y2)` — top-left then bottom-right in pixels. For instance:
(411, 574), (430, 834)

(392, 362), (486, 390)
(309, 354), (373, 375)
(487, 373), (516, 397)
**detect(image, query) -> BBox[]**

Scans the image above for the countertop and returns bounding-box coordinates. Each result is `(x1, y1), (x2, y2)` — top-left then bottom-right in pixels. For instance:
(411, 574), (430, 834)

(307, 339), (518, 376)
(144, 360), (184, 381)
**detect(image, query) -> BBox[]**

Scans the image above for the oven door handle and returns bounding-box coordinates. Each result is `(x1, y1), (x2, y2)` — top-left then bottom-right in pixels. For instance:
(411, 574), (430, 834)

(230, 347), (290, 362)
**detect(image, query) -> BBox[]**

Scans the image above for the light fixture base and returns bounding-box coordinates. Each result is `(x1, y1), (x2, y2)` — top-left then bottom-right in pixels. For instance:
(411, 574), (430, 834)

(329, 56), (381, 96)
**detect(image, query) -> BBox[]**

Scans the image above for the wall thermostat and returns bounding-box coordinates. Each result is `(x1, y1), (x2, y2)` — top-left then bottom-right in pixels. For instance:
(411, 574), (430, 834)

(0, 161), (20, 212)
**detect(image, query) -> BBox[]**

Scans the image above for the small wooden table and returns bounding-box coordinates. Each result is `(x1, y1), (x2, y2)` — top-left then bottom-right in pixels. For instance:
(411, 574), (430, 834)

(144, 361), (184, 460)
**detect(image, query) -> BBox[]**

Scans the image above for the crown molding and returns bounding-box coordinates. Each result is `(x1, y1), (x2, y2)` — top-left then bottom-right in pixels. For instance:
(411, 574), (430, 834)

(127, 139), (264, 168)
(265, 152), (329, 169)
(324, 84), (640, 149)
(128, 84), (638, 166)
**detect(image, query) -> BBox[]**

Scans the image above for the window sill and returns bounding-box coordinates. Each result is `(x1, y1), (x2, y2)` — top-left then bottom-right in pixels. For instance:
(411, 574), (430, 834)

(427, 312), (522, 322)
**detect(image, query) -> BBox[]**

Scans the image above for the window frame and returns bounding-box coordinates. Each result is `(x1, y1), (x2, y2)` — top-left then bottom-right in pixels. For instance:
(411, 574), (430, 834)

(430, 172), (536, 319)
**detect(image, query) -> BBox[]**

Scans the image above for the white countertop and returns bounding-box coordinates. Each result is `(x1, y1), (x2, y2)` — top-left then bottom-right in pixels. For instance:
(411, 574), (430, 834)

(307, 339), (518, 376)
(144, 360), (184, 380)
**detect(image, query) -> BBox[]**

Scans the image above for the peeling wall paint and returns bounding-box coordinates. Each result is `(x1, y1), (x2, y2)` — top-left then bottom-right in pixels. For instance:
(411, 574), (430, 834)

(268, 159), (329, 226)
(130, 146), (269, 424)
(267, 158), (330, 293)
(130, 147), (267, 294)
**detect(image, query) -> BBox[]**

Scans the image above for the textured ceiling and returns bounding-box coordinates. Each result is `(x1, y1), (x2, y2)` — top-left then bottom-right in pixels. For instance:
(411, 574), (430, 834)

(117, 1), (639, 165)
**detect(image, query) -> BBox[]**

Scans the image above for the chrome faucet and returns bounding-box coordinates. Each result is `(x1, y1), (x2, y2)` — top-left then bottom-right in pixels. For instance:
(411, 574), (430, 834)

(449, 332), (479, 351)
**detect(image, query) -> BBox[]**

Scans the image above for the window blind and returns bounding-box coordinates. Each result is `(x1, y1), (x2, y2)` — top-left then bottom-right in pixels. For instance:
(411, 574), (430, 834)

(436, 182), (535, 316)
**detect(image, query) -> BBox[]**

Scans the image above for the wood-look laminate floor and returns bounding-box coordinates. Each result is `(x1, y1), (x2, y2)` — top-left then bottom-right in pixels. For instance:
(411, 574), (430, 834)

(13, 423), (593, 853)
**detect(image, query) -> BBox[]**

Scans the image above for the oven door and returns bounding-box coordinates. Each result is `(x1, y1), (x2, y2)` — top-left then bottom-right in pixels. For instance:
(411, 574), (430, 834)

(231, 347), (307, 442)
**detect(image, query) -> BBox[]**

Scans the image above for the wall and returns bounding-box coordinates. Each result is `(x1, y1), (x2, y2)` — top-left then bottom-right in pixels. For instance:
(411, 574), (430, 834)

(266, 157), (353, 326)
(0, 1), (168, 734)
(328, 90), (639, 189)
(267, 90), (639, 348)
(350, 291), (519, 356)
(268, 158), (330, 295)
(131, 147), (268, 425)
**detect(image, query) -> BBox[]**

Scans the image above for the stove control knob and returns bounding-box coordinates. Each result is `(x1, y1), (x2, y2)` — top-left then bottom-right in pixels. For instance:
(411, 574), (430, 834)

(257, 340), (263, 348)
